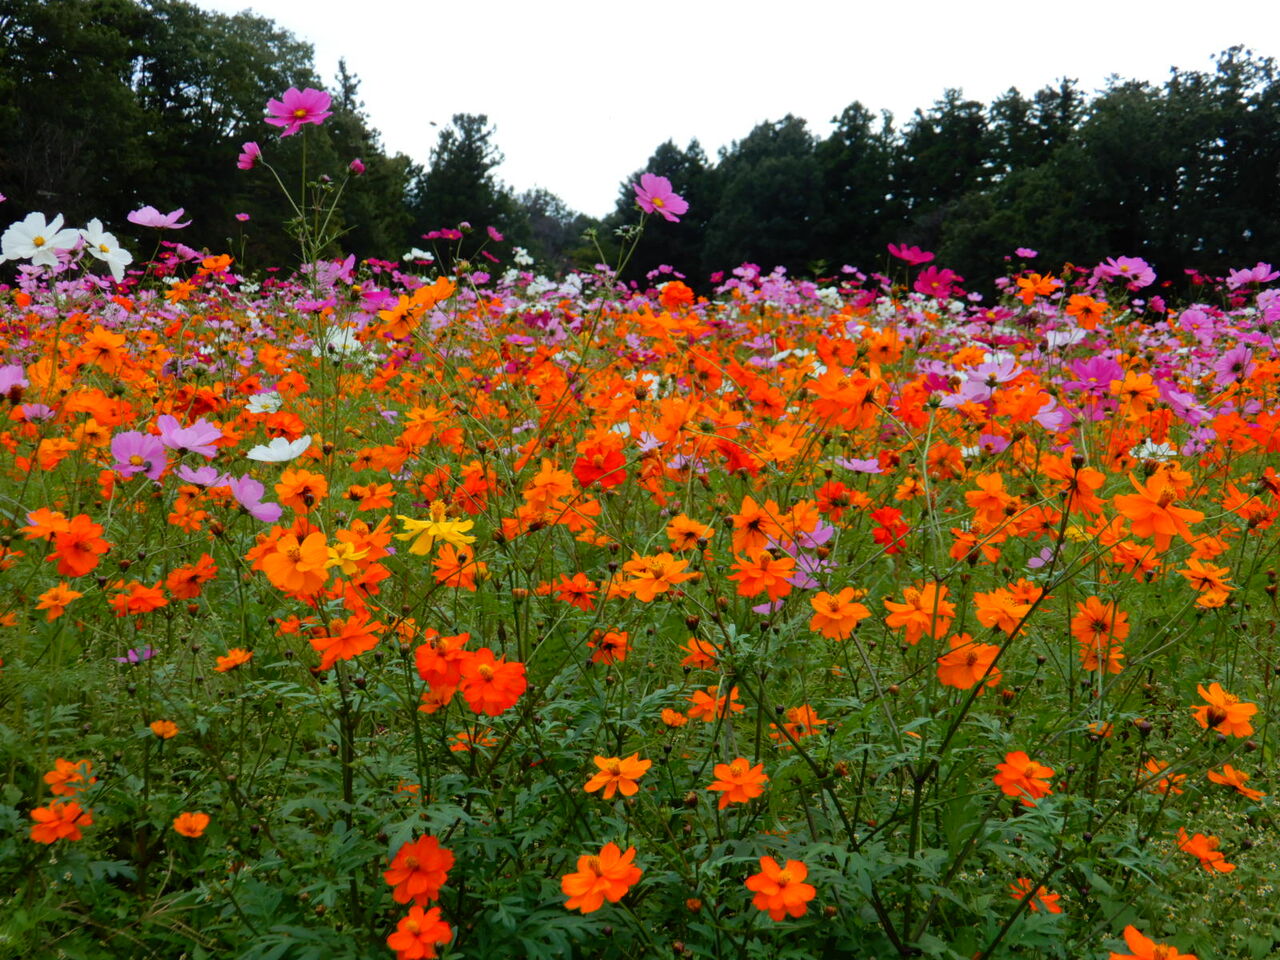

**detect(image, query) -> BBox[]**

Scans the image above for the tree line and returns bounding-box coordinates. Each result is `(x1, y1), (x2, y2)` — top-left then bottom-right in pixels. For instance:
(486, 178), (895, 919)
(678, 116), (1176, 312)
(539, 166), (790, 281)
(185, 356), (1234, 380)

(3, 0), (1277, 286)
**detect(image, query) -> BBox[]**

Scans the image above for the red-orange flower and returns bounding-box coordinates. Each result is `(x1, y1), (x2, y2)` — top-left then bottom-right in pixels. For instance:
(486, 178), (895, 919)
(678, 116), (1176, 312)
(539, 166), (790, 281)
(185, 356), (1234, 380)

(884, 582), (955, 645)
(1112, 472), (1204, 552)
(214, 648), (253, 673)
(728, 551), (795, 601)
(259, 530), (329, 594)
(1109, 925), (1197, 960)
(43, 758), (95, 797)
(387, 905), (452, 960)
(584, 754), (651, 799)
(1206, 764), (1265, 801)
(1176, 827), (1235, 873)
(993, 751), (1054, 806)
(172, 812), (210, 838)
(1008, 877), (1062, 913)
(48, 514), (110, 577)
(935, 634), (1002, 691)
(707, 757), (768, 809)
(309, 611), (383, 670)
(384, 835), (455, 906)
(1191, 683), (1256, 738)
(30, 800), (93, 843)
(687, 685), (744, 722)
(744, 856), (817, 921)
(808, 588), (871, 640)
(561, 842), (642, 913)
(458, 648), (527, 715)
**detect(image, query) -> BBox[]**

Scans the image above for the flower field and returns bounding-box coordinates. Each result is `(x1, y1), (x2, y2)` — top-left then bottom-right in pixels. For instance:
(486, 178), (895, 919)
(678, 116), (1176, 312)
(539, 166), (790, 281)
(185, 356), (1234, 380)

(1, 183), (1279, 957)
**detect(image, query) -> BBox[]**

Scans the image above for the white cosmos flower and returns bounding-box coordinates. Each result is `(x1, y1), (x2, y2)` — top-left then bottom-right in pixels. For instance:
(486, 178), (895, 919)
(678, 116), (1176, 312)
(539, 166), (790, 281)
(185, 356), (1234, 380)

(1, 212), (80, 268)
(80, 219), (133, 281)
(245, 391), (283, 414)
(1129, 439), (1177, 462)
(246, 435), (311, 462)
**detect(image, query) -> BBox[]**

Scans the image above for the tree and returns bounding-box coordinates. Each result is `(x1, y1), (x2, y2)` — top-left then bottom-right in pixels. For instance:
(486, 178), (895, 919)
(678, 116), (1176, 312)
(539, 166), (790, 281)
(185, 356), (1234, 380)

(815, 102), (901, 271)
(408, 114), (519, 239)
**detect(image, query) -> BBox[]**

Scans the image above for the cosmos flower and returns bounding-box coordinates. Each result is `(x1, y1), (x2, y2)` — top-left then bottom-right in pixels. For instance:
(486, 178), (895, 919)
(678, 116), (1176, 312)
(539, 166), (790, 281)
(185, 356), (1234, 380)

(126, 206), (191, 229)
(265, 87), (332, 137)
(632, 173), (688, 222)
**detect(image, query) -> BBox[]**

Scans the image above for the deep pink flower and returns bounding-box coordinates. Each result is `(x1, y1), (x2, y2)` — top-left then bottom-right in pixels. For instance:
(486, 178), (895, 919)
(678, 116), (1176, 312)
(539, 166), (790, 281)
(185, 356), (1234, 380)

(913, 265), (962, 298)
(633, 173), (688, 222)
(888, 243), (935, 265)
(1225, 262), (1279, 290)
(264, 88), (332, 137)
(348, 158), (366, 175)
(127, 206), (191, 229)
(237, 142), (262, 170)
(1093, 256), (1154, 290)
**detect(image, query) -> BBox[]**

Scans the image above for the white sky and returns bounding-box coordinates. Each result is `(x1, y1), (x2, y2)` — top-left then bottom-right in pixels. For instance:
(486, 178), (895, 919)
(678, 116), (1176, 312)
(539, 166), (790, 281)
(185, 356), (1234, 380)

(197, 0), (1277, 219)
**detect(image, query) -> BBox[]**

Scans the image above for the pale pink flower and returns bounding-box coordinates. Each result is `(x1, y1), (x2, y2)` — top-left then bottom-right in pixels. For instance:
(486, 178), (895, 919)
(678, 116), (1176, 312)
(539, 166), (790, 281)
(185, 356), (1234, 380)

(127, 206), (191, 229)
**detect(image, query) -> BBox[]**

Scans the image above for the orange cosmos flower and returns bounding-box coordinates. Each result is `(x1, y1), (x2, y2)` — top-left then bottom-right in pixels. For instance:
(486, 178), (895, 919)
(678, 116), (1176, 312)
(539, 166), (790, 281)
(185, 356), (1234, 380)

(587, 629), (629, 665)
(680, 637), (720, 670)
(165, 553), (218, 599)
(1191, 683), (1256, 738)
(457, 648), (527, 715)
(1206, 764), (1265, 801)
(384, 835), (455, 905)
(108, 580), (168, 617)
(1108, 925), (1197, 960)
(729, 495), (783, 556)
(1144, 758), (1185, 795)
(309, 611), (383, 670)
(707, 758), (768, 809)
(687, 685), (743, 722)
(1176, 827), (1235, 873)
(584, 754), (652, 799)
(1178, 558), (1233, 608)
(259, 531), (330, 594)
(30, 800), (93, 843)
(149, 720), (179, 739)
(561, 842), (642, 913)
(43, 758), (95, 797)
(1110, 370), (1160, 419)
(993, 751), (1055, 806)
(972, 585), (1036, 636)
(1015, 272), (1061, 304)
(666, 513), (715, 551)
(660, 708), (689, 728)
(1008, 877), (1063, 914)
(884, 582), (955, 645)
(1072, 596), (1129, 673)
(619, 551), (698, 601)
(35, 583), (82, 621)
(808, 588), (871, 640)
(935, 634), (1002, 691)
(728, 551), (795, 601)
(745, 856), (817, 921)
(965, 472), (1017, 526)
(769, 705), (827, 745)
(1112, 472), (1203, 552)
(386, 905), (452, 960)
(214, 648), (253, 673)
(48, 514), (111, 577)
(172, 812), (210, 838)
(551, 571), (598, 610)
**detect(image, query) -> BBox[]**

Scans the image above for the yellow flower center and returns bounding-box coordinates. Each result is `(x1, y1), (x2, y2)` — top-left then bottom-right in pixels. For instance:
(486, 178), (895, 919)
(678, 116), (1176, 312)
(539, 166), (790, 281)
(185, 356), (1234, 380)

(99, 243), (111, 253)
(729, 759), (749, 777)
(129, 455), (145, 466)
(652, 197), (665, 208)
(605, 760), (622, 775)
(477, 663), (494, 680)
(33, 236), (45, 247)
(293, 108), (308, 118)
(776, 869), (794, 885)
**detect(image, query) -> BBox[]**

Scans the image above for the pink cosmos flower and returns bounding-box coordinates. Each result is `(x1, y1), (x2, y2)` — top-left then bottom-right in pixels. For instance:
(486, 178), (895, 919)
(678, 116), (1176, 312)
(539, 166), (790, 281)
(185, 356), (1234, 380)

(887, 243), (935, 265)
(633, 173), (689, 222)
(127, 206), (191, 229)
(1225, 262), (1279, 290)
(913, 265), (962, 298)
(1093, 255), (1154, 290)
(237, 142), (262, 170)
(235, 213), (251, 222)
(348, 158), (366, 175)
(265, 88), (332, 137)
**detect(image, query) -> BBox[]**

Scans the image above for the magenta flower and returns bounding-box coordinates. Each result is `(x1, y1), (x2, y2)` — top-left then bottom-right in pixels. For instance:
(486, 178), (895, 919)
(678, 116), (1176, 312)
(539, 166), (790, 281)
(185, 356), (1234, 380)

(111, 430), (169, 480)
(633, 173), (689, 222)
(914, 265), (962, 298)
(887, 243), (935, 265)
(126, 206), (191, 229)
(1093, 256), (1155, 289)
(265, 88), (332, 137)
(235, 213), (251, 222)
(348, 158), (366, 175)
(114, 646), (156, 665)
(237, 142), (262, 170)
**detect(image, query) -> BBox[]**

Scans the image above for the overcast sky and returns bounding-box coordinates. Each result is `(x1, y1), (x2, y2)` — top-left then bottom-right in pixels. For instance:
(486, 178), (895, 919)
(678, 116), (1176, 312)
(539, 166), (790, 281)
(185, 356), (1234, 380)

(197, 0), (1276, 220)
